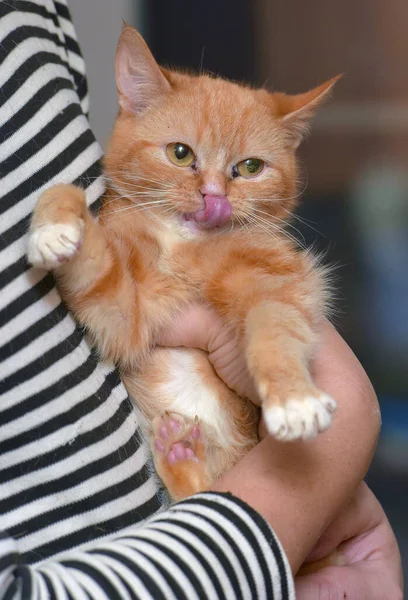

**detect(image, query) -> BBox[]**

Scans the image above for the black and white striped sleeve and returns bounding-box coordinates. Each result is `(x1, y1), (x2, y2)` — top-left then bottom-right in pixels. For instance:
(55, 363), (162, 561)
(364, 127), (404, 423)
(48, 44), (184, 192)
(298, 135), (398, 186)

(0, 1), (295, 598)
(0, 493), (294, 599)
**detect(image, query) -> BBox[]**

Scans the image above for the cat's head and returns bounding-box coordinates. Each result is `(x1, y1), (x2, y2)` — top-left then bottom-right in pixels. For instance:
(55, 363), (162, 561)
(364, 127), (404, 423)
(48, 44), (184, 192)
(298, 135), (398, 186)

(104, 25), (339, 239)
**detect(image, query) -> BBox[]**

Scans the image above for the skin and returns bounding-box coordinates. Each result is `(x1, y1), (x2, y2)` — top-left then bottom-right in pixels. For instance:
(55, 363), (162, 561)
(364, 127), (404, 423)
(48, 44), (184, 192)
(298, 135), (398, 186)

(160, 308), (402, 597)
(296, 481), (403, 599)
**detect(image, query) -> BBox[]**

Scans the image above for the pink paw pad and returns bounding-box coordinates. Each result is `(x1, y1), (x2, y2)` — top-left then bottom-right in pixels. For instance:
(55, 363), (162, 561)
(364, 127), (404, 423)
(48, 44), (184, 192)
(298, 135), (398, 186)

(152, 413), (201, 465)
(167, 442), (197, 464)
(155, 438), (165, 452)
(156, 415), (180, 441)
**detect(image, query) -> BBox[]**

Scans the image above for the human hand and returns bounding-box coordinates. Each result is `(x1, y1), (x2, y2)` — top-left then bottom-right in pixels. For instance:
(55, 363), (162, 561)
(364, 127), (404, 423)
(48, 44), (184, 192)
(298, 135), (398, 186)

(159, 305), (381, 573)
(158, 305), (379, 439)
(296, 482), (403, 600)
(157, 305), (258, 403)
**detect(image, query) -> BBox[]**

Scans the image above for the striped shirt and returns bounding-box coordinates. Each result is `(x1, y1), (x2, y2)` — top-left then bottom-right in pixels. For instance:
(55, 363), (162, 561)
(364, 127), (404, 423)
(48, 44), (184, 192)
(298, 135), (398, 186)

(0, 1), (295, 597)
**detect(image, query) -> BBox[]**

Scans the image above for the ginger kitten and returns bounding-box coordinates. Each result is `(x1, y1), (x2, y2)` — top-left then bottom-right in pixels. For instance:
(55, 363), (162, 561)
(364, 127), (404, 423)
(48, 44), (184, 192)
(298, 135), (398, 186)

(28, 26), (338, 501)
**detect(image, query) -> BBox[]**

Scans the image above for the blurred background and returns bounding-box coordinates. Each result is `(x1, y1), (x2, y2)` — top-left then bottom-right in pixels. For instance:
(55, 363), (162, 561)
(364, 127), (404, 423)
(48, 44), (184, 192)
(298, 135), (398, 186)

(70, 0), (408, 585)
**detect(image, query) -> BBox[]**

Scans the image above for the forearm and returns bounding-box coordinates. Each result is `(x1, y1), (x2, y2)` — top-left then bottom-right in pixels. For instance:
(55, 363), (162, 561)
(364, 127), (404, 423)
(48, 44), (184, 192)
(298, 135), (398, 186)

(213, 321), (380, 572)
(1, 494), (295, 600)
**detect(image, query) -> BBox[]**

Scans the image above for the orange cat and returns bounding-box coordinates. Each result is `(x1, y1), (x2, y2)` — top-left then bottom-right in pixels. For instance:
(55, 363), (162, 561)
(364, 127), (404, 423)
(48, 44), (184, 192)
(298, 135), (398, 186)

(28, 26), (338, 501)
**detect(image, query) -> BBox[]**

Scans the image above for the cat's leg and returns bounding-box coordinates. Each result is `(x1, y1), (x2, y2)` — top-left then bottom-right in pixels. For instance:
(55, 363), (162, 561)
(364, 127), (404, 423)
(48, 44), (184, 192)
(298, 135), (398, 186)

(245, 301), (336, 441)
(124, 347), (258, 500)
(152, 413), (210, 501)
(27, 184), (108, 291)
(27, 184), (149, 365)
(205, 252), (336, 442)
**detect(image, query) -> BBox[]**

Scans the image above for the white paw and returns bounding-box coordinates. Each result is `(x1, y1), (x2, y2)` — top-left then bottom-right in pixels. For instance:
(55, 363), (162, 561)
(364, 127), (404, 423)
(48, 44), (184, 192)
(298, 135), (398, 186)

(263, 393), (337, 441)
(27, 222), (84, 270)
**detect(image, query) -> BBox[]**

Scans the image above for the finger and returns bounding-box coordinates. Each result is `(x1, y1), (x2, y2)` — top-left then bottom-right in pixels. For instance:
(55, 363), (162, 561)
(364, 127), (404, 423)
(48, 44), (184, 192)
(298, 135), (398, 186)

(299, 490), (403, 597)
(305, 482), (379, 563)
(157, 305), (260, 403)
(295, 564), (402, 600)
(156, 305), (222, 350)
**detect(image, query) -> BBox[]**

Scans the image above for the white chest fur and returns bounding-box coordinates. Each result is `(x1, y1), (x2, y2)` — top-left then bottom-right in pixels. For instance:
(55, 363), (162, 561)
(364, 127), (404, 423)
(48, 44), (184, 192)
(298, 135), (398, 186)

(158, 348), (234, 447)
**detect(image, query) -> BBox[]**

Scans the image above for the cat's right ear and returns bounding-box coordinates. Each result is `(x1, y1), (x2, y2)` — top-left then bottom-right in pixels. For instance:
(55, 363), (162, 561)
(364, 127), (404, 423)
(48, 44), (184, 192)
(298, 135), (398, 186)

(116, 25), (171, 115)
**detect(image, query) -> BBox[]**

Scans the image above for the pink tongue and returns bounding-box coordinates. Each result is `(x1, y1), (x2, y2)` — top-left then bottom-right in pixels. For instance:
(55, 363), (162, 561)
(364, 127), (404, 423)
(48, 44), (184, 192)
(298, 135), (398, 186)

(193, 195), (232, 229)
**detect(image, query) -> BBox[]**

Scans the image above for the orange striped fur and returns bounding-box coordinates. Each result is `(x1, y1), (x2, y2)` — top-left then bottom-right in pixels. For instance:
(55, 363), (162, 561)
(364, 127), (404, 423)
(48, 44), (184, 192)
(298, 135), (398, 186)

(28, 26), (339, 500)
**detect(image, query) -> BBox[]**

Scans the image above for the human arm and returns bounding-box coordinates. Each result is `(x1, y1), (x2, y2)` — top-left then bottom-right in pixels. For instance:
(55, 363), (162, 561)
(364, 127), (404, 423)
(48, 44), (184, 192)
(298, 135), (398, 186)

(295, 481), (403, 599)
(160, 310), (381, 572)
(213, 319), (380, 572)
(0, 493), (293, 599)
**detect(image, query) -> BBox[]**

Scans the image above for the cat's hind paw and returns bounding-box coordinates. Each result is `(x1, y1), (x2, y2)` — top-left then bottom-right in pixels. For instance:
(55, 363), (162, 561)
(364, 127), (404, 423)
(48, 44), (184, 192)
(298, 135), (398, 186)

(263, 393), (337, 442)
(151, 413), (209, 500)
(152, 412), (202, 465)
(27, 221), (84, 270)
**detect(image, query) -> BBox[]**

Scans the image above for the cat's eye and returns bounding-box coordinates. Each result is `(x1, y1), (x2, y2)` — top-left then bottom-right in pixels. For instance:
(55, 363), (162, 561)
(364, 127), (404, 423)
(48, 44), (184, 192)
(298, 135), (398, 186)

(234, 158), (264, 178)
(166, 143), (195, 167)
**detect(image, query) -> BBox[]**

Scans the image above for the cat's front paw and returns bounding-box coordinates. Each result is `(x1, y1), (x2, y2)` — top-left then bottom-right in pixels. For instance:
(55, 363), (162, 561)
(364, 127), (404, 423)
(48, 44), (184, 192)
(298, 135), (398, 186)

(260, 386), (337, 441)
(27, 221), (84, 270)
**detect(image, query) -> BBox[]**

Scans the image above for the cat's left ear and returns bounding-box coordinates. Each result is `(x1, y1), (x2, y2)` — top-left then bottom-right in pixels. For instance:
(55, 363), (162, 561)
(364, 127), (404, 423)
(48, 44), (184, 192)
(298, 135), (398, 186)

(116, 25), (171, 115)
(275, 75), (342, 147)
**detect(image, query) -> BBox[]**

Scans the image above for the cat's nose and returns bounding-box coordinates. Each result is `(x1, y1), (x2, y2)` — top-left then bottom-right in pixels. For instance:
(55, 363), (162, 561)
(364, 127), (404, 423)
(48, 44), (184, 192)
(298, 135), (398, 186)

(199, 176), (226, 197)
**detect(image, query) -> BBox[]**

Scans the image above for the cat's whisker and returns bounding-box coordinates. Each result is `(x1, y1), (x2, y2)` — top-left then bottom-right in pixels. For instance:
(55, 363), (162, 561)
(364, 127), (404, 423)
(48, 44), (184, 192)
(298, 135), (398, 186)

(105, 183), (170, 197)
(101, 200), (170, 218)
(240, 209), (303, 246)
(235, 213), (251, 237)
(251, 206), (307, 247)
(255, 214), (304, 248)
(102, 207), (169, 219)
(268, 212), (307, 246)
(259, 210), (306, 244)
(106, 172), (175, 189)
(106, 188), (169, 198)
(102, 188), (171, 206)
(119, 192), (170, 199)
(102, 191), (169, 207)
(252, 200), (278, 205)
(282, 208), (325, 238)
(237, 210), (279, 241)
(108, 180), (169, 191)
(245, 215), (279, 240)
(115, 183), (174, 194)
(118, 199), (170, 210)
(250, 206), (299, 235)
(74, 175), (104, 182)
(247, 180), (309, 205)
(158, 206), (178, 219)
